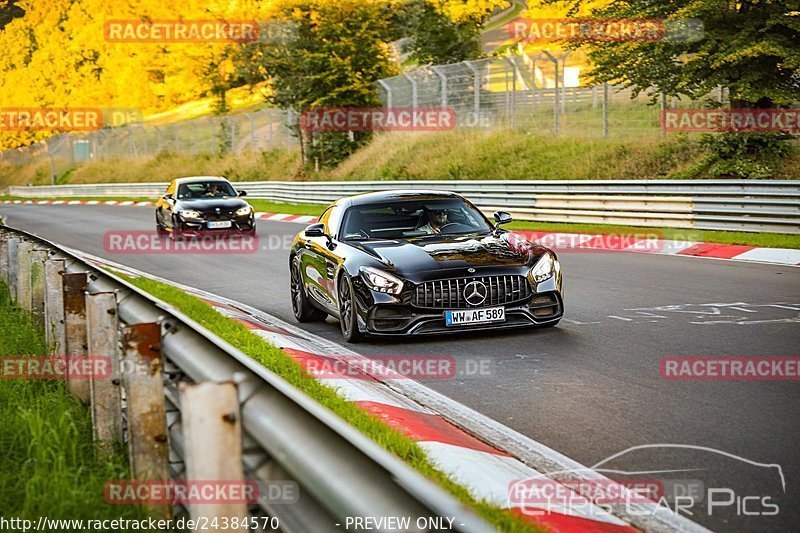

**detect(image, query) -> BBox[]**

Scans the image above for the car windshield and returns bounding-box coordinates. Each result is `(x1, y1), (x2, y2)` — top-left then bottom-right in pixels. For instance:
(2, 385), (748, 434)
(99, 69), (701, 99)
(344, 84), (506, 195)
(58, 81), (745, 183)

(340, 198), (492, 241)
(177, 181), (237, 199)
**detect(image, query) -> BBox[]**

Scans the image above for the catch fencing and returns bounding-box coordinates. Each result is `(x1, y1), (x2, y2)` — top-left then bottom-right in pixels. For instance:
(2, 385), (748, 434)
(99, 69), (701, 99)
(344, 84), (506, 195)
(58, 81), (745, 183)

(376, 48), (725, 137)
(4, 179), (798, 234)
(0, 225), (492, 532)
(0, 108), (298, 184)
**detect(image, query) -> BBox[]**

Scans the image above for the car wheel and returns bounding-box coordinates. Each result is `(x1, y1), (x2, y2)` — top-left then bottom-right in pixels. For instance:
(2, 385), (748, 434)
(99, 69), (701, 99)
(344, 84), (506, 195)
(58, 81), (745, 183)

(156, 212), (167, 237)
(290, 257), (326, 322)
(338, 274), (363, 343)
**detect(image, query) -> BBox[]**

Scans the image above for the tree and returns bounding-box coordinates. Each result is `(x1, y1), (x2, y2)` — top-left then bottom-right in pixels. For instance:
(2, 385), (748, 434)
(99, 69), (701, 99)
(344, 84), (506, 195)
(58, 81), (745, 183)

(402, 0), (508, 64)
(235, 0), (399, 168)
(548, 0), (799, 107)
(548, 0), (799, 176)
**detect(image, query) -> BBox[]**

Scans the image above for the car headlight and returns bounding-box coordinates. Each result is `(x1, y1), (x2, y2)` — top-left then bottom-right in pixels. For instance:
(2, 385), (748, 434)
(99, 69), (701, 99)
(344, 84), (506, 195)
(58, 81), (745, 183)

(179, 210), (201, 219)
(529, 252), (557, 284)
(235, 205), (252, 216)
(359, 266), (404, 295)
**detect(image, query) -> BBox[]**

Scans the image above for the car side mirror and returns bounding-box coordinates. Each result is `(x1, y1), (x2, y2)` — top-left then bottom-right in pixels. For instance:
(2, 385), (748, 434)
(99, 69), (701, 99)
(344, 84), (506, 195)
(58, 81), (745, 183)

(493, 211), (512, 225)
(238, 190), (247, 197)
(304, 223), (325, 238)
(164, 193), (173, 200)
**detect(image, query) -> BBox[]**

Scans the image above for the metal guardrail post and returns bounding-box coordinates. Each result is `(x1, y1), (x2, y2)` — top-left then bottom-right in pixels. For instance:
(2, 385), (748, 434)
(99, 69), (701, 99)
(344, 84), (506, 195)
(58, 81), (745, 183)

(86, 291), (123, 445)
(7, 237), (18, 298)
(63, 271), (90, 402)
(121, 322), (170, 518)
(44, 258), (66, 354)
(16, 240), (32, 311)
(30, 248), (48, 326)
(180, 381), (247, 530)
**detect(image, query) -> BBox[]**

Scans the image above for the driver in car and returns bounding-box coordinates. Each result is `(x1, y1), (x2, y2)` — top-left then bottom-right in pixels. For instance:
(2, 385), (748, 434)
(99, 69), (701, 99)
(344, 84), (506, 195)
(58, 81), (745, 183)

(205, 184), (223, 197)
(418, 207), (448, 234)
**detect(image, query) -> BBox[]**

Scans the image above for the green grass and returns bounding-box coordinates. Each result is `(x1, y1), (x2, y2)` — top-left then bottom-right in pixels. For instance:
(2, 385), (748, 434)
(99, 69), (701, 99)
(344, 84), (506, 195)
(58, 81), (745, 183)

(122, 275), (544, 533)
(0, 281), (146, 521)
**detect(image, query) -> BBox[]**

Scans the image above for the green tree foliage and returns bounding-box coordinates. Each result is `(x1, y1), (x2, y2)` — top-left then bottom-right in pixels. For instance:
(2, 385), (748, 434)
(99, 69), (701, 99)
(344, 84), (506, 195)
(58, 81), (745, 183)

(550, 0), (799, 106)
(402, 1), (484, 64)
(235, 0), (399, 168)
(402, 0), (508, 64)
(549, 0), (799, 175)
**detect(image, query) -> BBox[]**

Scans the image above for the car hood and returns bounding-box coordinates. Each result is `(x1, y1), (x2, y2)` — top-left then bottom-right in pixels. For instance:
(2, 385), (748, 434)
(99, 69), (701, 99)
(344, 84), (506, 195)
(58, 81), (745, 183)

(353, 232), (546, 274)
(176, 198), (248, 211)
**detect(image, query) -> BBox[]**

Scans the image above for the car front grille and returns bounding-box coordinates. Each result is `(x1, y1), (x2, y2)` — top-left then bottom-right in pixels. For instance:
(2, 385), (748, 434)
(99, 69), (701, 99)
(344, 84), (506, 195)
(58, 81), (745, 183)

(204, 210), (236, 221)
(412, 275), (532, 309)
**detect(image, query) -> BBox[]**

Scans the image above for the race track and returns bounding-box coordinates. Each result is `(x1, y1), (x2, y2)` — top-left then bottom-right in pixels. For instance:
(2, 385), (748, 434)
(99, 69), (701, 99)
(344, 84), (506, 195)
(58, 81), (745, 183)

(2, 203), (798, 532)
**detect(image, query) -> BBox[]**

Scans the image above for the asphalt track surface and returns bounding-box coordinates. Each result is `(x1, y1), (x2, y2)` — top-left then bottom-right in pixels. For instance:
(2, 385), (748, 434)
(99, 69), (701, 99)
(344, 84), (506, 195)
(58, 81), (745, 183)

(2, 204), (798, 532)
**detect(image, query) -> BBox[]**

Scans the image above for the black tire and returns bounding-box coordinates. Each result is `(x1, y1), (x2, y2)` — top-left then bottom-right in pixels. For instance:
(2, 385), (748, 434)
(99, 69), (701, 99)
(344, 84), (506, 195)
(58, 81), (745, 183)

(290, 257), (326, 322)
(337, 274), (363, 343)
(156, 212), (167, 237)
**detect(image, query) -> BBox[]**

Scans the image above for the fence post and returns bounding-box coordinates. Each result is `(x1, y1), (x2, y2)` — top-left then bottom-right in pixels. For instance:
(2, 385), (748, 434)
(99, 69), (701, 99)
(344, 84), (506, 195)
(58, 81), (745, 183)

(208, 119), (216, 154)
(86, 291), (122, 445)
(432, 66), (447, 107)
(121, 322), (171, 520)
(63, 271), (90, 402)
(6, 237), (18, 298)
(603, 82), (609, 138)
(377, 79), (392, 108)
(464, 61), (481, 120)
(30, 248), (48, 326)
(541, 51), (559, 135)
(180, 381), (247, 530)
(246, 113), (255, 149)
(404, 73), (418, 109)
(16, 240), (32, 310)
(44, 258), (66, 354)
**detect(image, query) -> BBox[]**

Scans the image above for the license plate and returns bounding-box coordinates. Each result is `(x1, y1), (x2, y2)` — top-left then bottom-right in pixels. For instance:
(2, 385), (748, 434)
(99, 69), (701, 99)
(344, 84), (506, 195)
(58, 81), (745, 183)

(207, 220), (232, 229)
(445, 307), (505, 326)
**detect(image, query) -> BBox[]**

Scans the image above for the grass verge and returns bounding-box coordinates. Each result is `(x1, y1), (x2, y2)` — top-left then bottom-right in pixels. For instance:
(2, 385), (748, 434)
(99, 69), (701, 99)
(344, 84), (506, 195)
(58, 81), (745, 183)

(0, 281), (145, 521)
(122, 275), (544, 532)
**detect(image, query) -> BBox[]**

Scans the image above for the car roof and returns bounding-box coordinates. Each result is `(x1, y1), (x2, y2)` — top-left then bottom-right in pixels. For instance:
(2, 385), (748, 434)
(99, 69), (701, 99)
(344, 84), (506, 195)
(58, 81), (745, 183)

(174, 176), (230, 184)
(340, 190), (463, 207)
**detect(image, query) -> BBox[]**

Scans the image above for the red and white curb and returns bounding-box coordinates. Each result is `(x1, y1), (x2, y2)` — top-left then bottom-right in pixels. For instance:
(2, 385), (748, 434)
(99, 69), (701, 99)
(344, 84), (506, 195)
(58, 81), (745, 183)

(68, 248), (707, 533)
(3, 199), (797, 267)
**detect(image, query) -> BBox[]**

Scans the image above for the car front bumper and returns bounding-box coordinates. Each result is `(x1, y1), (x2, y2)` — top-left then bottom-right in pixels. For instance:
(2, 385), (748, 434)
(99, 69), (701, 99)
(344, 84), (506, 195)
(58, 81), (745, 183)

(353, 274), (564, 337)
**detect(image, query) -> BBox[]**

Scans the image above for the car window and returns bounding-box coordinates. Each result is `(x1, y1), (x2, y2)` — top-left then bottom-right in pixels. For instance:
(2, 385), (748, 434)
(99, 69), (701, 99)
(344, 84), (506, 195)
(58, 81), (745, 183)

(341, 199), (491, 240)
(177, 181), (237, 199)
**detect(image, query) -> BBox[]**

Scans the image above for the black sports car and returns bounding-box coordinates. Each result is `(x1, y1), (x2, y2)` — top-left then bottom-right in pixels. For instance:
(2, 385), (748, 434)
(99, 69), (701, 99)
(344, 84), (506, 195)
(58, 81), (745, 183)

(289, 190), (563, 342)
(155, 176), (256, 237)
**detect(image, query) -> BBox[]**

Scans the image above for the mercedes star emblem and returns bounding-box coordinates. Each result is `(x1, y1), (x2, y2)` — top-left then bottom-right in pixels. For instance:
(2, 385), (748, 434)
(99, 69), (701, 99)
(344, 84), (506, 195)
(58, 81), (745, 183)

(463, 281), (487, 306)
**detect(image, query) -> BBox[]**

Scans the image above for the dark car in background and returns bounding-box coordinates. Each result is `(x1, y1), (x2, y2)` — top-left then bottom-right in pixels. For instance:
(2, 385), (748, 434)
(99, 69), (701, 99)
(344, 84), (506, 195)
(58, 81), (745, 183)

(289, 190), (563, 342)
(155, 176), (256, 237)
